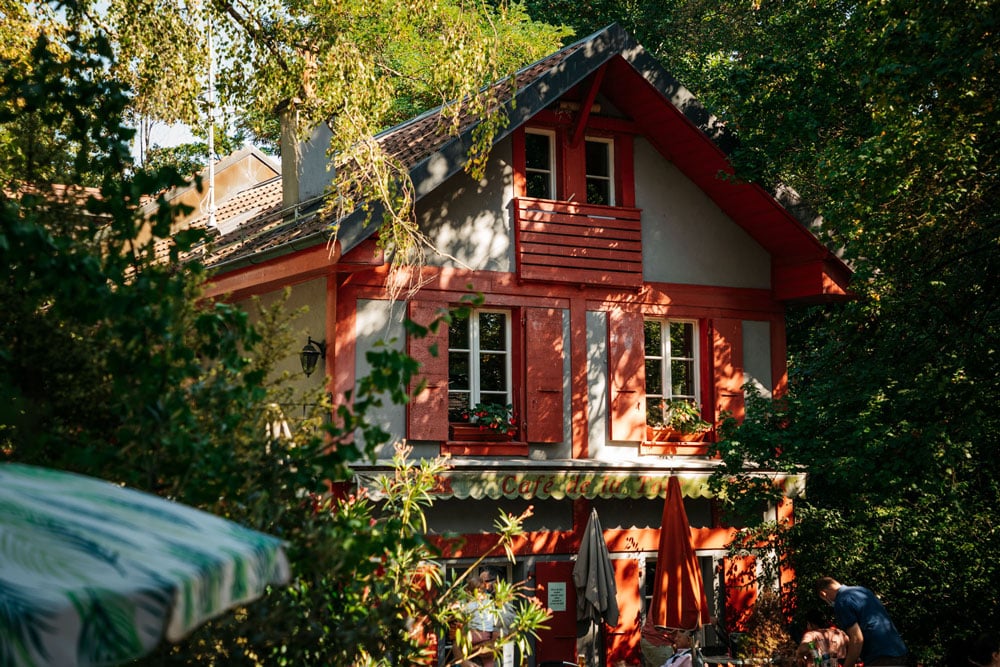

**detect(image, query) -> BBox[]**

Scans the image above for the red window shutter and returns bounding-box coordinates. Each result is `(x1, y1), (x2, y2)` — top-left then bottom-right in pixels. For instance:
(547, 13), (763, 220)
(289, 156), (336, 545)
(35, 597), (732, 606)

(712, 318), (745, 423)
(407, 300), (449, 441)
(525, 307), (564, 443)
(608, 309), (645, 441)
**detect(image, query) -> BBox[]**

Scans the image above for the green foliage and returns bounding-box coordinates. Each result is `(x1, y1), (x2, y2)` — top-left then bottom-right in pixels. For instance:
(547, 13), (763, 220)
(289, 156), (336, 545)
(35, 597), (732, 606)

(521, 1), (1000, 662)
(653, 2), (1000, 662)
(8, 1), (570, 290)
(1, 17), (550, 665)
(648, 399), (712, 434)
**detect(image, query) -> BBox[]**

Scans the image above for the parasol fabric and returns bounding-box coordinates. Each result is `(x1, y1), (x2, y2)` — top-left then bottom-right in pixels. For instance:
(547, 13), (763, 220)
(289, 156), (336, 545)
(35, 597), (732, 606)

(0, 463), (291, 667)
(573, 508), (619, 626)
(647, 476), (710, 633)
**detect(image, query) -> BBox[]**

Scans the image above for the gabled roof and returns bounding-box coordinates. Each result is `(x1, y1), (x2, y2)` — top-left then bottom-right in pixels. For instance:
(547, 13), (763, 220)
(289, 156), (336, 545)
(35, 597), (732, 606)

(202, 23), (850, 302)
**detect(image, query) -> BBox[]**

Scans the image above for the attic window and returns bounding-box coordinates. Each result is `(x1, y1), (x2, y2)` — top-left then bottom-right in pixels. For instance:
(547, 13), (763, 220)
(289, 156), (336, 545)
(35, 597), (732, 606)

(525, 130), (555, 199)
(585, 137), (614, 205)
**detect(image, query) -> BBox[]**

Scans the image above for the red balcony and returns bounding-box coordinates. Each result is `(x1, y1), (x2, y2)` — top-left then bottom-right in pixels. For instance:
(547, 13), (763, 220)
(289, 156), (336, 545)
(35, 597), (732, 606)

(514, 197), (643, 288)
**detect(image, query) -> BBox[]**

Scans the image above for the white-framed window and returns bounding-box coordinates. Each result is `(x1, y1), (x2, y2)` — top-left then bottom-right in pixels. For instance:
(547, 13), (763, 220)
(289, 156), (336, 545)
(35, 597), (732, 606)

(524, 129), (556, 199)
(448, 309), (512, 421)
(585, 136), (614, 206)
(644, 319), (699, 425)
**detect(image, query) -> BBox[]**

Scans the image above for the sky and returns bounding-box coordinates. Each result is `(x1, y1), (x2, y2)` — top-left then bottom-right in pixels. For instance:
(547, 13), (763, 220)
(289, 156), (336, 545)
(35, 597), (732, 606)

(131, 121), (199, 163)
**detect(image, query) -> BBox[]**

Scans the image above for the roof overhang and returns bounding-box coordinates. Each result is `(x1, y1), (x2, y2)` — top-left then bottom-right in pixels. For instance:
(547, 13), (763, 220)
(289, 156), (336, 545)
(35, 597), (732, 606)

(204, 236), (382, 301)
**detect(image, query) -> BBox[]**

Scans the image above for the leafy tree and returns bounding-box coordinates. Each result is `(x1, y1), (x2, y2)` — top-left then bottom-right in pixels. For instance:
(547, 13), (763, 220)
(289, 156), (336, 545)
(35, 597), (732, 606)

(517, 1), (999, 662)
(68, 0), (569, 279)
(646, 3), (1000, 664)
(1, 17), (549, 666)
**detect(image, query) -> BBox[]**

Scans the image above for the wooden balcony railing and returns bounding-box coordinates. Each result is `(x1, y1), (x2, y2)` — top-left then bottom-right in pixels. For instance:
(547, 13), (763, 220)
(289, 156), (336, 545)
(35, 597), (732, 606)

(514, 197), (643, 288)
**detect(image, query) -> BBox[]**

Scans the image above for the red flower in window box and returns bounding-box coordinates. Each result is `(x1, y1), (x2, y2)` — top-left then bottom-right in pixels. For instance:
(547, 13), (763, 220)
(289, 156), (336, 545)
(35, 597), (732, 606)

(452, 402), (518, 440)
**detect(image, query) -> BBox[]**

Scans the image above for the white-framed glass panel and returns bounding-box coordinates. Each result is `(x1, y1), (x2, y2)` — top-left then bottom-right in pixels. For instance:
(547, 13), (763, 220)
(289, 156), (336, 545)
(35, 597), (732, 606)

(448, 309), (512, 421)
(644, 319), (699, 425)
(585, 136), (614, 205)
(524, 129), (556, 199)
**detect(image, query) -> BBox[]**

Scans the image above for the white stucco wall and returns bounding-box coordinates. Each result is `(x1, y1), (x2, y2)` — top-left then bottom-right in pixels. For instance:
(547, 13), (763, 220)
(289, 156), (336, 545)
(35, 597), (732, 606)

(586, 309), (641, 458)
(246, 277), (328, 386)
(634, 138), (772, 289)
(742, 320), (773, 397)
(412, 135), (772, 288)
(354, 298), (413, 458)
(417, 137), (515, 271)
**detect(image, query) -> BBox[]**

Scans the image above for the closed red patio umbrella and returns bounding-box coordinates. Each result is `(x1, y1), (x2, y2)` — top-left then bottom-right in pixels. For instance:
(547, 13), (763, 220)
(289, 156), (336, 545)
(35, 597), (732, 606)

(647, 475), (710, 633)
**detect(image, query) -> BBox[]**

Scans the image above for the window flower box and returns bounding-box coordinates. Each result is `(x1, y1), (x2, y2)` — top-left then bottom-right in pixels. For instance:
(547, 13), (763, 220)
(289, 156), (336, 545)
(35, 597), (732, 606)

(449, 424), (515, 442)
(450, 402), (518, 442)
(645, 425), (711, 443)
(645, 399), (713, 447)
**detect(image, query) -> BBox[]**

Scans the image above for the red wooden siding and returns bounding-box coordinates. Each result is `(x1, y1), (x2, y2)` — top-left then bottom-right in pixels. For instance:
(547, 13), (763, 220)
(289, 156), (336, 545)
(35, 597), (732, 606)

(524, 307), (565, 442)
(724, 555), (758, 633)
(609, 558), (642, 665)
(608, 309), (645, 441)
(407, 300), (450, 441)
(514, 197), (643, 288)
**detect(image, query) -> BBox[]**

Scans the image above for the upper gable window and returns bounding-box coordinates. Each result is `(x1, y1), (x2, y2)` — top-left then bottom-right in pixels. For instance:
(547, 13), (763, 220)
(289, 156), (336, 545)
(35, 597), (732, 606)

(585, 137), (614, 206)
(525, 130), (556, 199)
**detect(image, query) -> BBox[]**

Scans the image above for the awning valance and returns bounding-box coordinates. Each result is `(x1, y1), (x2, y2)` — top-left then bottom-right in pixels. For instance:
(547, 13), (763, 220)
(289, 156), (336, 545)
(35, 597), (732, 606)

(355, 468), (805, 501)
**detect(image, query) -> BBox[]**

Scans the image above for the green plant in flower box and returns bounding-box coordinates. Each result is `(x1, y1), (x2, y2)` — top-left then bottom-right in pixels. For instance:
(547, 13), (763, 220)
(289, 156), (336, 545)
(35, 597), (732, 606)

(464, 402), (518, 437)
(648, 399), (712, 435)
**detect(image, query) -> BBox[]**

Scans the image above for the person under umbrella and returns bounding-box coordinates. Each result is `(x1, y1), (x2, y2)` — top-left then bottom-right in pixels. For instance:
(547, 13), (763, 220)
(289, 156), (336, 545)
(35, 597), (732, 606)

(659, 629), (697, 667)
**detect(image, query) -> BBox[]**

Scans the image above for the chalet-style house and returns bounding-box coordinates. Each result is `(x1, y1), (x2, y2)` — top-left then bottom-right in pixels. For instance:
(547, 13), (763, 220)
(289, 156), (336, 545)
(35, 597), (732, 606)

(190, 24), (851, 667)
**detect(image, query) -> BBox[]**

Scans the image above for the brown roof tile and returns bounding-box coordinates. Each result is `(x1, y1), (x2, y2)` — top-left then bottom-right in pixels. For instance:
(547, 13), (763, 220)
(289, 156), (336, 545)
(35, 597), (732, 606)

(199, 39), (585, 272)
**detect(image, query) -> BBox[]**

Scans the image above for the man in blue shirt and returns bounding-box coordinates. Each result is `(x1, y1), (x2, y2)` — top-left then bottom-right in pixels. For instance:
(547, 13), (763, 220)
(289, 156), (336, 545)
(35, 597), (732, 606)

(815, 577), (908, 667)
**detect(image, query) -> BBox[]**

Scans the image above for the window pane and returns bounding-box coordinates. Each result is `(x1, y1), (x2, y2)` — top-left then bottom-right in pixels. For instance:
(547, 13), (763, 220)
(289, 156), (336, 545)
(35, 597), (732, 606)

(526, 172), (551, 199)
(586, 178), (611, 205)
(585, 140), (610, 177)
(643, 320), (661, 355)
(645, 358), (663, 395)
(448, 393), (470, 422)
(479, 352), (507, 392)
(450, 312), (469, 348)
(479, 392), (508, 408)
(449, 351), (469, 390)
(447, 309), (512, 424)
(526, 133), (551, 170)
(671, 359), (695, 397)
(647, 398), (664, 426)
(670, 321), (694, 357)
(479, 312), (506, 350)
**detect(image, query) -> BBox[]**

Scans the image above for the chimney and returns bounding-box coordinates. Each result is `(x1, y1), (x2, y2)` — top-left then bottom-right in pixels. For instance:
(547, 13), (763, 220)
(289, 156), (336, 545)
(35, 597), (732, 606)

(278, 101), (334, 217)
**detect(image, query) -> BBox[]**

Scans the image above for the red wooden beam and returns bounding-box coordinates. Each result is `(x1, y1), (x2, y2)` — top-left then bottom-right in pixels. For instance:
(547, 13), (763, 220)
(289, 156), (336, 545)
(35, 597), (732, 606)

(569, 63), (607, 148)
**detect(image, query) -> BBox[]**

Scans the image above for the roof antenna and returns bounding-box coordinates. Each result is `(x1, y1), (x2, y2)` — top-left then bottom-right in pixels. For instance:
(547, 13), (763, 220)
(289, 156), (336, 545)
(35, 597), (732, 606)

(206, 7), (217, 229)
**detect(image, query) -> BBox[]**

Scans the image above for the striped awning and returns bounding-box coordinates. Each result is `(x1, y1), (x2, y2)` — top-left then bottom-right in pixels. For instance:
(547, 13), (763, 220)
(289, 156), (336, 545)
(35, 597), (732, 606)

(355, 467), (805, 501)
